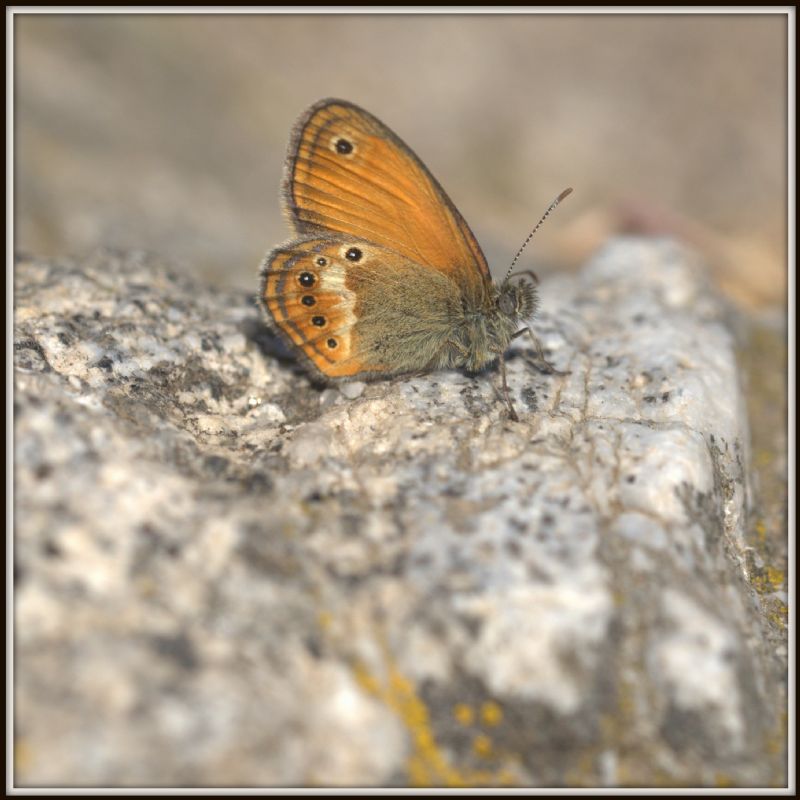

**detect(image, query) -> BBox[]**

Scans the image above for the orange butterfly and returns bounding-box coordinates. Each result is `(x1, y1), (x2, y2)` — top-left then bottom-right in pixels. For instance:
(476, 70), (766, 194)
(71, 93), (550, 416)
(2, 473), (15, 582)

(259, 99), (570, 420)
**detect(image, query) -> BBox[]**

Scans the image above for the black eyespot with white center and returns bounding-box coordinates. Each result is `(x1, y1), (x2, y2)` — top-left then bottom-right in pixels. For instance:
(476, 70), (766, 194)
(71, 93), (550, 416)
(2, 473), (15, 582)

(335, 138), (353, 154)
(327, 338), (337, 349)
(312, 315), (326, 327)
(299, 272), (316, 287)
(346, 247), (362, 262)
(301, 295), (315, 307)
(316, 257), (327, 267)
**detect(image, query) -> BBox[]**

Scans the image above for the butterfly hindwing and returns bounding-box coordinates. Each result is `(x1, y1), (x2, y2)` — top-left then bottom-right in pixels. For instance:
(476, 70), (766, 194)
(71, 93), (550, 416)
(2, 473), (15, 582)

(282, 99), (492, 290)
(260, 236), (464, 380)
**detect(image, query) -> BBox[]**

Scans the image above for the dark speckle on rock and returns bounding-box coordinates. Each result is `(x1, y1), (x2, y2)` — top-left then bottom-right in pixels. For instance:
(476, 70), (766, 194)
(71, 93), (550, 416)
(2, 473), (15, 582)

(43, 540), (63, 558)
(150, 633), (199, 671)
(242, 471), (273, 493)
(203, 455), (229, 476)
(14, 339), (52, 372)
(505, 539), (522, 557)
(521, 386), (538, 411)
(34, 463), (53, 480)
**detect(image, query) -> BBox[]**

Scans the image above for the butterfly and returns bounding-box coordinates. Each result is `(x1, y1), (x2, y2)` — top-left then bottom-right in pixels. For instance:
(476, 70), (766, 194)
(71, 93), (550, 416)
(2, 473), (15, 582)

(259, 98), (571, 421)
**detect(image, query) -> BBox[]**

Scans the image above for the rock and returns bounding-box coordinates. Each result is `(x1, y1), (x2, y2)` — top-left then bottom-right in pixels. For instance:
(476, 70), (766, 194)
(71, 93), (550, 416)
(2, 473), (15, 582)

(13, 241), (786, 787)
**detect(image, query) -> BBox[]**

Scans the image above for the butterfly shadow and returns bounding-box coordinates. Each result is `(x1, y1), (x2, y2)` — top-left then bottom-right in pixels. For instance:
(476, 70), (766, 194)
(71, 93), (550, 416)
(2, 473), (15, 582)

(240, 302), (329, 391)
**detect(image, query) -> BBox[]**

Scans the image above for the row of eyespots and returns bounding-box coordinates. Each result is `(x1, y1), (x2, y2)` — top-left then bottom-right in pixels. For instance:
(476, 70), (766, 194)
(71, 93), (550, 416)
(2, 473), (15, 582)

(296, 269), (336, 349)
(294, 245), (361, 350)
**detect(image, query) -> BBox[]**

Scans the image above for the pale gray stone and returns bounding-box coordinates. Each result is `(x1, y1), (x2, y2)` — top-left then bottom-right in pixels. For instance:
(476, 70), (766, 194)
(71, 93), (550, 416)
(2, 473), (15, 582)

(13, 241), (785, 787)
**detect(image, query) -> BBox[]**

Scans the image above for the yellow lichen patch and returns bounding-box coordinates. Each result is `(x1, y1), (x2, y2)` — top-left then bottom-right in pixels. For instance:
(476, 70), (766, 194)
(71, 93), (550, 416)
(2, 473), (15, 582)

(453, 703), (474, 726)
(767, 603), (788, 629)
(352, 653), (518, 787)
(765, 719), (786, 755)
(750, 565), (786, 596)
(765, 566), (785, 589)
(480, 701), (503, 727)
(352, 661), (381, 696)
(564, 749), (601, 787)
(760, 711), (788, 787)
(472, 734), (493, 757)
(754, 451), (773, 468)
(589, 677), (643, 786)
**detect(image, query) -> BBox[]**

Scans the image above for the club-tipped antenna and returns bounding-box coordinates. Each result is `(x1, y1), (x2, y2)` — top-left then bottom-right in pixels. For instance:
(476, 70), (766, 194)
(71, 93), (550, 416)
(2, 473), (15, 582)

(504, 187), (573, 282)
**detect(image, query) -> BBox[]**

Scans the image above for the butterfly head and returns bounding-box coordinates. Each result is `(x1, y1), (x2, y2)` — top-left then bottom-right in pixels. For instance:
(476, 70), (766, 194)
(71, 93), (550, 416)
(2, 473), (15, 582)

(497, 275), (538, 323)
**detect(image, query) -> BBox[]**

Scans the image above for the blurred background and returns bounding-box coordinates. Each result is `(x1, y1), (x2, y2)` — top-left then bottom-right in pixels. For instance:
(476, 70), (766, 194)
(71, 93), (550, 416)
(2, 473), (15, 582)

(14, 12), (788, 310)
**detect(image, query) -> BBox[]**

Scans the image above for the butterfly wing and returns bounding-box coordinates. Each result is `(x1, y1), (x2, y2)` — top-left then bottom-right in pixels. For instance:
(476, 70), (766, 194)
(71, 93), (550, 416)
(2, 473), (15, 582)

(282, 98), (492, 287)
(260, 236), (464, 380)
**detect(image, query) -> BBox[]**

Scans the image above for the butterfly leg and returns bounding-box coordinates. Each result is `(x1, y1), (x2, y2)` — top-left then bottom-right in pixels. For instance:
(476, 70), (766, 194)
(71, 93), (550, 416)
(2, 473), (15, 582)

(512, 327), (568, 375)
(498, 352), (520, 422)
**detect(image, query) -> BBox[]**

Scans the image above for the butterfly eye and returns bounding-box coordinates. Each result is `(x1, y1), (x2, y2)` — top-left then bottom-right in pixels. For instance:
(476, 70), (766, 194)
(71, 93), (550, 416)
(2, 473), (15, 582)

(335, 138), (354, 155)
(345, 247), (362, 262)
(499, 292), (516, 315)
(326, 338), (337, 349)
(298, 272), (316, 287)
(301, 295), (316, 307)
(312, 315), (326, 327)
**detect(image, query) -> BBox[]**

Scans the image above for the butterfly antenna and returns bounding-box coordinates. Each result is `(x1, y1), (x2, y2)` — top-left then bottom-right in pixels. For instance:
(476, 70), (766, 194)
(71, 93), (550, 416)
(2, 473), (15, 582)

(504, 187), (573, 282)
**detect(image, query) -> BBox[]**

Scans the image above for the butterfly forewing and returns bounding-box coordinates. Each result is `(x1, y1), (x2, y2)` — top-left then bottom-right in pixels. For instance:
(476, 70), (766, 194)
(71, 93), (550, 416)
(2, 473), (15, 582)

(284, 99), (492, 290)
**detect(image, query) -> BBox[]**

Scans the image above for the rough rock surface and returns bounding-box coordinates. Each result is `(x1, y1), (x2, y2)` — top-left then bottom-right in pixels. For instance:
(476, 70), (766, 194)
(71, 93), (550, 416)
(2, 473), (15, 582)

(13, 241), (787, 787)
